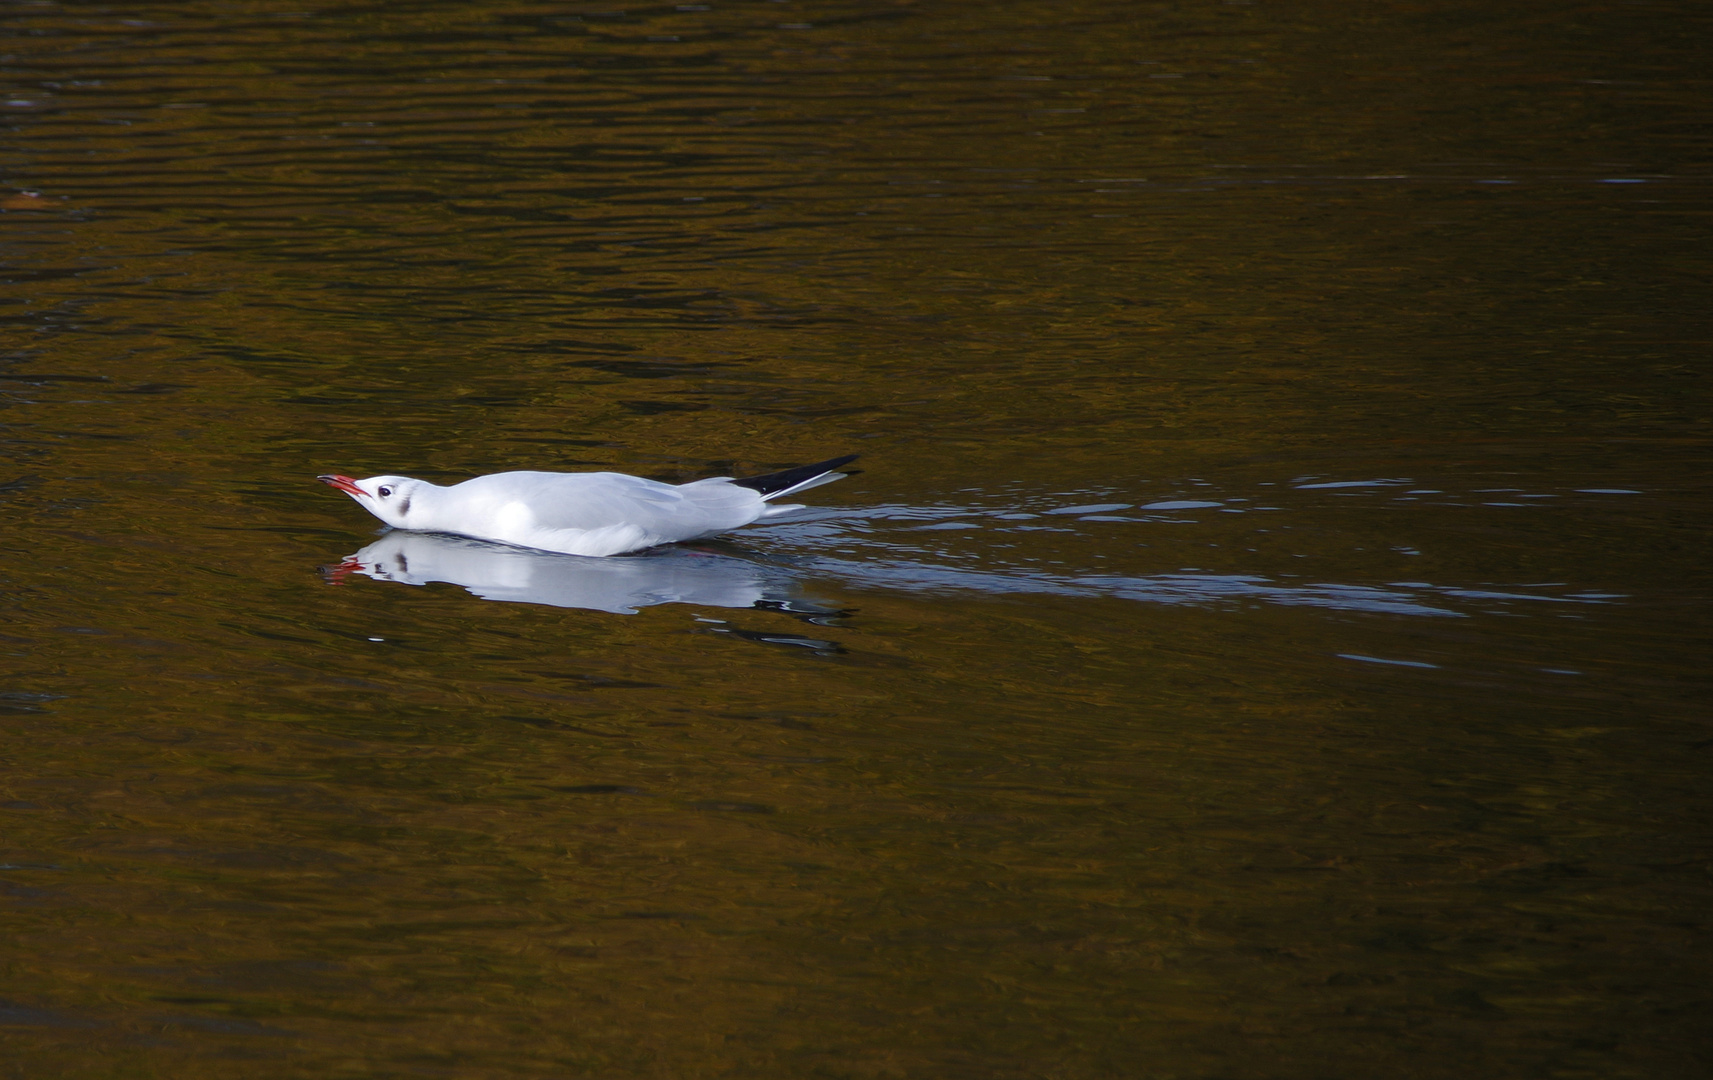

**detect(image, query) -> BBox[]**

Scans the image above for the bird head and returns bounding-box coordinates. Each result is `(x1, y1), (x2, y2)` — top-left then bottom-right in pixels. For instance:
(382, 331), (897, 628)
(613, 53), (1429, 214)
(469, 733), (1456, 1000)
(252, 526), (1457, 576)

(317, 474), (425, 528)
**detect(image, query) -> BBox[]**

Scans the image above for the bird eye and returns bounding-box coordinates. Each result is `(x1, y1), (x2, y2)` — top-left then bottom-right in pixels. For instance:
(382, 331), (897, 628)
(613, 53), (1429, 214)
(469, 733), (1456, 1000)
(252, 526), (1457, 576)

(378, 486), (393, 497)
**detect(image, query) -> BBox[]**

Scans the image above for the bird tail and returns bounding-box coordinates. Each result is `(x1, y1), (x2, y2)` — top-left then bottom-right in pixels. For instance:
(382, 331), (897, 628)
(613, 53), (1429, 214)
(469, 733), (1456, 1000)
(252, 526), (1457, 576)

(730, 454), (859, 501)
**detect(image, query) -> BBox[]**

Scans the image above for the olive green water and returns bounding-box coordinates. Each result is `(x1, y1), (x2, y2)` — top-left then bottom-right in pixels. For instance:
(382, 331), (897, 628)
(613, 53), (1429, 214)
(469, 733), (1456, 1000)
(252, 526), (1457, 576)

(3, 1), (1710, 1076)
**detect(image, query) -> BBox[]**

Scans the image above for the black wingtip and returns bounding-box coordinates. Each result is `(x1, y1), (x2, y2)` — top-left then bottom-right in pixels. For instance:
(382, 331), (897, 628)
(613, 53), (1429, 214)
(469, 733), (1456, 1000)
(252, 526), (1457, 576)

(729, 454), (859, 496)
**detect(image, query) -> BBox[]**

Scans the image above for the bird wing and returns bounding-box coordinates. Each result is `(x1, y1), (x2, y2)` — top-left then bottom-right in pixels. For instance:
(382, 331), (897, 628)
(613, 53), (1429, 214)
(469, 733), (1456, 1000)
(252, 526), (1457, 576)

(453, 471), (764, 543)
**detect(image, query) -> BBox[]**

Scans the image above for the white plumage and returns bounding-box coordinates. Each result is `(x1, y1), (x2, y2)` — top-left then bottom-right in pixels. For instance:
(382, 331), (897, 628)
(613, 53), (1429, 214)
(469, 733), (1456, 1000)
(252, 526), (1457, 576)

(317, 454), (856, 557)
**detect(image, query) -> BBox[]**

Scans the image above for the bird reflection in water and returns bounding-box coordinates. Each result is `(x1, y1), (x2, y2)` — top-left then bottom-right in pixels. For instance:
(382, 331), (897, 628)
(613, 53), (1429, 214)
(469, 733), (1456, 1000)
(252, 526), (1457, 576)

(324, 514), (1603, 624)
(325, 529), (844, 619)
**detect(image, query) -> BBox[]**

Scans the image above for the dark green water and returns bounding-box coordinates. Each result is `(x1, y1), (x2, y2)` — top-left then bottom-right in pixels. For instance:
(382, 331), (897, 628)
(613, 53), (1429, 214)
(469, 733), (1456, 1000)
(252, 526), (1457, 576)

(3, 1), (1710, 1076)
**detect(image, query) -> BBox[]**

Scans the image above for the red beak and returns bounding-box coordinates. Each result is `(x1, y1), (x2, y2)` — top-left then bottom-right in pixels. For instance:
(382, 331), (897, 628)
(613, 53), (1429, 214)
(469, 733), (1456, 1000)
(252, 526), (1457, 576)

(321, 556), (365, 585)
(317, 474), (367, 497)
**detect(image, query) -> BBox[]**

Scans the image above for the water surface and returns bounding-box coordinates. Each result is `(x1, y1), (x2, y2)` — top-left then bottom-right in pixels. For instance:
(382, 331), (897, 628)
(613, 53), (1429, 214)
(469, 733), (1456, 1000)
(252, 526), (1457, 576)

(2, 1), (1710, 1076)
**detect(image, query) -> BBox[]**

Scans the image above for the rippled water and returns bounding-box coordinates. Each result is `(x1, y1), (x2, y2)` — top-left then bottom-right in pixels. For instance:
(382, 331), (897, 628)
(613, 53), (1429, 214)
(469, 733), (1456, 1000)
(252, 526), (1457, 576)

(3, 1), (1710, 1076)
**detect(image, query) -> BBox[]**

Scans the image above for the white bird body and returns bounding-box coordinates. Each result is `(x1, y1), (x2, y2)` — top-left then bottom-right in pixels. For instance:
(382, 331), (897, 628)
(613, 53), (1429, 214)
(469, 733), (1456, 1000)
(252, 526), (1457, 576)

(317, 455), (856, 557)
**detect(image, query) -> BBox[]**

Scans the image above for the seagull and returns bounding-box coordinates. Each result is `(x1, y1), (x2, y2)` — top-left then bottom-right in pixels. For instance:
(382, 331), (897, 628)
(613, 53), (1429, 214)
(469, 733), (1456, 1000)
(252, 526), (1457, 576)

(317, 453), (857, 557)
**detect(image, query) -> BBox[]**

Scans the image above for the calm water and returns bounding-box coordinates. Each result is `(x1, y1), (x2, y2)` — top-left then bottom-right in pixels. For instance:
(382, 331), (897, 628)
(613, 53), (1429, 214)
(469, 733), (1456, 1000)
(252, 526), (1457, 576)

(3, 1), (1710, 1075)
